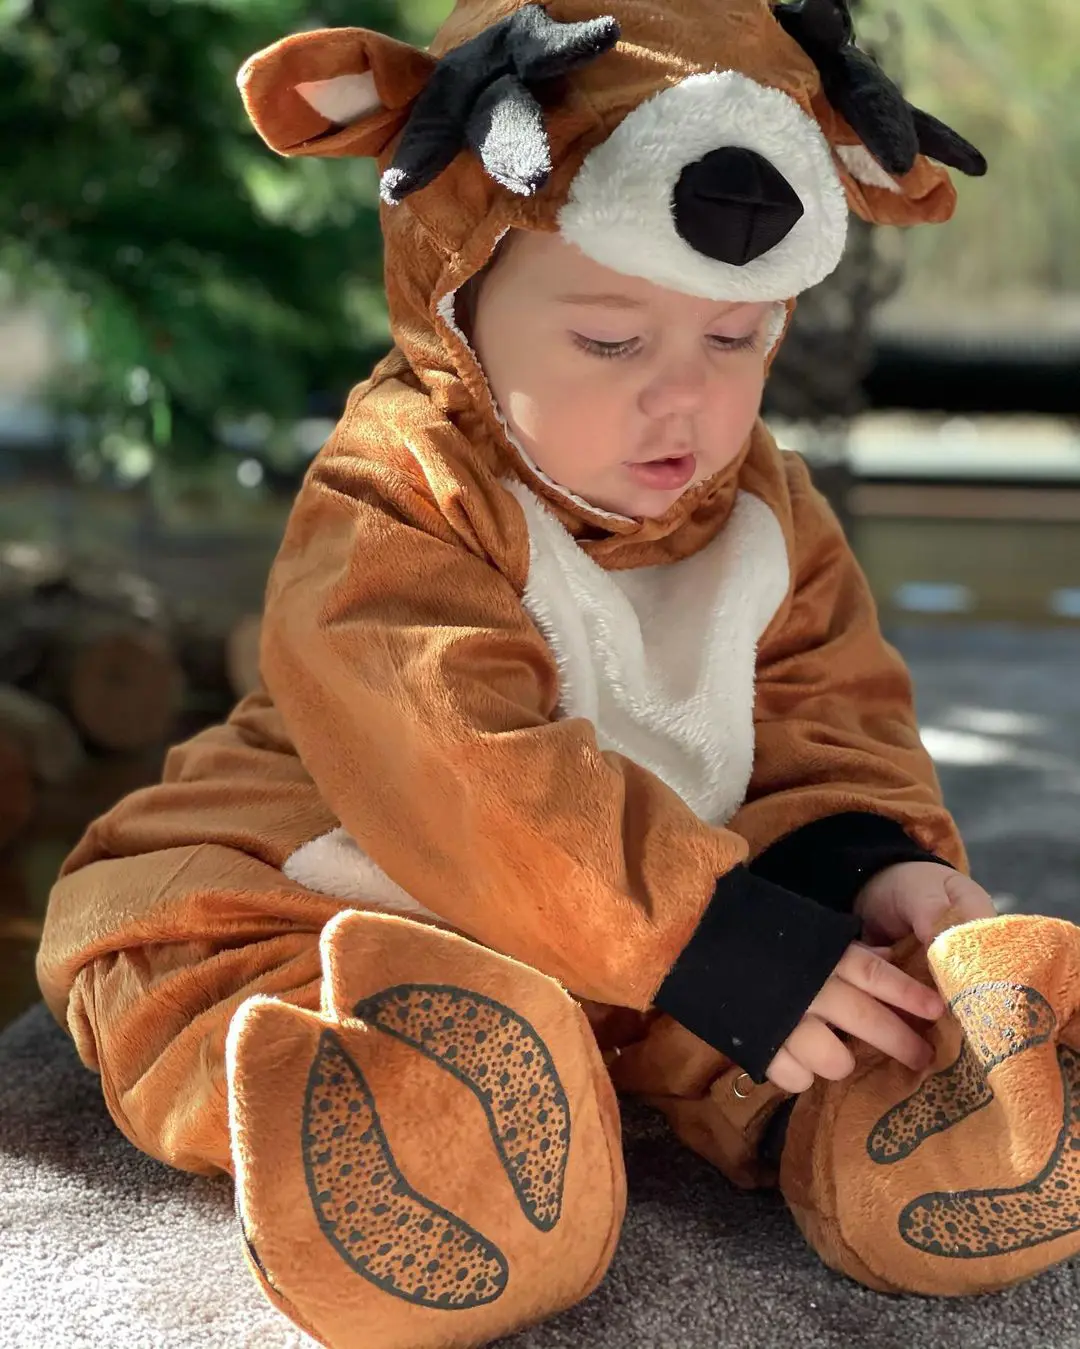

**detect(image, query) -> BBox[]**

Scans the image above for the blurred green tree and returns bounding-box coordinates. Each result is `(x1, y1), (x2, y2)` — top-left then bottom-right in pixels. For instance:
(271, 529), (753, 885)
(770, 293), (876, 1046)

(0, 0), (441, 477)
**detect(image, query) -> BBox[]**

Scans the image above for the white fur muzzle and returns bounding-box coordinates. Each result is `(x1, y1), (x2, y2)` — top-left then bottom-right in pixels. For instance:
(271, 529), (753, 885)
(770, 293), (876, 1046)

(558, 71), (849, 302)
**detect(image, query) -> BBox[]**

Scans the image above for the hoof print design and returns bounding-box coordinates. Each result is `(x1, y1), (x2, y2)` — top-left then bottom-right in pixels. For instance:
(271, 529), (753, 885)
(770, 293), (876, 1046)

(868, 1043), (992, 1165)
(355, 984), (571, 1231)
(868, 983), (1056, 1165)
(899, 1045), (1080, 1259)
(303, 1030), (509, 1308)
(951, 982), (1055, 1068)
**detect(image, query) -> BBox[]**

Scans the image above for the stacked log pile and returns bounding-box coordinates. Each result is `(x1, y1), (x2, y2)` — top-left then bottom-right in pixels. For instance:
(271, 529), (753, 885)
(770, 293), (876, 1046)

(0, 541), (261, 855)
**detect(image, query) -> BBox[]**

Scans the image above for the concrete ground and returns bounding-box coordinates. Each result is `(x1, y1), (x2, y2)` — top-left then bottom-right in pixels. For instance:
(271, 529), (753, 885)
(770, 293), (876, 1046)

(898, 624), (1080, 925)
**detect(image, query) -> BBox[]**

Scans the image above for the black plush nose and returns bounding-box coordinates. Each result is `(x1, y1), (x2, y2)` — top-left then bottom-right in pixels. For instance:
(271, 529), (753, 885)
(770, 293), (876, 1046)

(672, 146), (805, 266)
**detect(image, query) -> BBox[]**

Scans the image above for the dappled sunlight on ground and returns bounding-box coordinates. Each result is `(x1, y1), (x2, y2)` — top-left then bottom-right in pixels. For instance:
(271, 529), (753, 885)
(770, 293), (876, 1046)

(900, 625), (1080, 926)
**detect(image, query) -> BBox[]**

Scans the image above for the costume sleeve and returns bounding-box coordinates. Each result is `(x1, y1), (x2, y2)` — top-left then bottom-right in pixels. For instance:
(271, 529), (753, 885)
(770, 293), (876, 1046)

(257, 418), (860, 1081)
(731, 452), (967, 914)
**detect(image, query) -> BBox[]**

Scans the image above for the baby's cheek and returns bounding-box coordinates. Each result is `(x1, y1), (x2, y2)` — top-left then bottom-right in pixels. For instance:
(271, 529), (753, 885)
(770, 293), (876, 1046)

(501, 389), (573, 482)
(503, 388), (543, 444)
(719, 368), (766, 434)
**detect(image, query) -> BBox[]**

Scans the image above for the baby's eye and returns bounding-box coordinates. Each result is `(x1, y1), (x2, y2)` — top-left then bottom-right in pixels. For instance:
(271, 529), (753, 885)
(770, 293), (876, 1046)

(708, 332), (759, 353)
(572, 333), (642, 359)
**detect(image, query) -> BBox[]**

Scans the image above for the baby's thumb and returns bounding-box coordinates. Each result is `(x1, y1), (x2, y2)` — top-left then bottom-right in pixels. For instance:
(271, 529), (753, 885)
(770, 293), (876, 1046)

(922, 887), (995, 946)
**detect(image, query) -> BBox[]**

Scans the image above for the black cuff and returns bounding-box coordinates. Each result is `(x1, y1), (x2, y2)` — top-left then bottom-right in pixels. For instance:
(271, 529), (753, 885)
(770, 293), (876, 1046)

(654, 866), (861, 1083)
(749, 811), (951, 916)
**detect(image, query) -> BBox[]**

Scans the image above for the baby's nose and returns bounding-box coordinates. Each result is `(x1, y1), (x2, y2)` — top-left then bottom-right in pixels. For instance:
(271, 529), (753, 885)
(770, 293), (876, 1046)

(672, 146), (805, 266)
(641, 362), (708, 420)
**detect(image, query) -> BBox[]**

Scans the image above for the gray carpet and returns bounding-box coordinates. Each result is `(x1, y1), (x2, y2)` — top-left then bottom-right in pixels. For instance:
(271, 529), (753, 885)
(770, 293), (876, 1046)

(2, 624), (1079, 1349)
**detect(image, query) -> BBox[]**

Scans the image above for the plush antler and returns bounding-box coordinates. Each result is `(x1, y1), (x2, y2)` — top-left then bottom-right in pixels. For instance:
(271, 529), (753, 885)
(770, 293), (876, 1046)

(380, 4), (620, 205)
(773, 0), (986, 178)
(908, 104), (987, 176)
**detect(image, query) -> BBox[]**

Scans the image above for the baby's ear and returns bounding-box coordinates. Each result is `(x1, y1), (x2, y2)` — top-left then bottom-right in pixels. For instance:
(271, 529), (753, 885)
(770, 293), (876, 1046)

(771, 0), (986, 227)
(238, 26), (435, 161)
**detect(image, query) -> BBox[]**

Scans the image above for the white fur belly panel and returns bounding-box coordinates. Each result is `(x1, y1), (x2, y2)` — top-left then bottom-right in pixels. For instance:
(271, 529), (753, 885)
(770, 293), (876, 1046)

(283, 827), (441, 920)
(508, 482), (790, 825)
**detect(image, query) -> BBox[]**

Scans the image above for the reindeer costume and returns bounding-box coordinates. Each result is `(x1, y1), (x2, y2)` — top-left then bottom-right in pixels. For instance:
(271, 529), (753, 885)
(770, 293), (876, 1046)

(37, 1), (1080, 1343)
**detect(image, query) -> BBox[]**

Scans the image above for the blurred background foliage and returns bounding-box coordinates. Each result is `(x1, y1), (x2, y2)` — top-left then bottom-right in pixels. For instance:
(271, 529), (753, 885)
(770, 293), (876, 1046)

(0, 0), (442, 479)
(859, 0), (1080, 304)
(0, 0), (1075, 481)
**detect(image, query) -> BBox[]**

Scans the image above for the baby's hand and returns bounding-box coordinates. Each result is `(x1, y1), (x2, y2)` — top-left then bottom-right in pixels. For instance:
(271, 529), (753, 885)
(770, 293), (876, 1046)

(765, 943), (944, 1094)
(854, 861), (998, 947)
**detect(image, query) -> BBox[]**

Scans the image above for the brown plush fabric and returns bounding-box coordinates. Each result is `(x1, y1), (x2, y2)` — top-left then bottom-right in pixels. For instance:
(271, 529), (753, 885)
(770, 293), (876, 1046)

(229, 909), (625, 1348)
(782, 913), (1080, 1296)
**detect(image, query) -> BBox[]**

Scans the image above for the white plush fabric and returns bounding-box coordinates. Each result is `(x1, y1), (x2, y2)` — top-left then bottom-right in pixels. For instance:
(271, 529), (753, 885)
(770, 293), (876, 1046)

(763, 299), (789, 354)
(558, 72), (849, 302)
(835, 143), (903, 195)
(283, 827), (441, 920)
(509, 482), (790, 825)
(294, 70), (381, 124)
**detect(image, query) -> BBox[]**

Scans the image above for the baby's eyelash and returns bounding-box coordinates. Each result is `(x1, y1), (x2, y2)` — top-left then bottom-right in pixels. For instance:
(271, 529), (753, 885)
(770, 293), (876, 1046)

(571, 332), (760, 360)
(710, 333), (759, 352)
(572, 334), (640, 359)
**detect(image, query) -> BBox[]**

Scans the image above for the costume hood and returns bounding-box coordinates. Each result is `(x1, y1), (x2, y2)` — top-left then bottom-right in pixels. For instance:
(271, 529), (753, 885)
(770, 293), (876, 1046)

(239, 0), (984, 541)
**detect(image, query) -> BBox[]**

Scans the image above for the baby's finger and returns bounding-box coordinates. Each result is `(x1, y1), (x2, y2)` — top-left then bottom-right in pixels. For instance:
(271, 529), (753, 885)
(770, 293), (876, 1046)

(765, 1046), (814, 1095)
(912, 901), (952, 946)
(835, 942), (945, 1022)
(945, 873), (999, 921)
(782, 1014), (855, 1082)
(915, 882), (998, 944)
(814, 980), (935, 1072)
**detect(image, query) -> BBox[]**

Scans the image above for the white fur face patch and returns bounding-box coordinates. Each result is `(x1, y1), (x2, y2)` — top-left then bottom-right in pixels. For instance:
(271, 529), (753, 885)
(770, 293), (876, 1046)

(508, 480), (790, 826)
(558, 71), (849, 302)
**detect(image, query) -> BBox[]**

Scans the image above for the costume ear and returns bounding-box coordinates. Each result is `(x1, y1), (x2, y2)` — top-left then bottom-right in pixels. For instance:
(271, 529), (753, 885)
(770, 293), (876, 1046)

(772, 0), (986, 226)
(239, 5), (620, 203)
(379, 3), (619, 206)
(237, 26), (436, 161)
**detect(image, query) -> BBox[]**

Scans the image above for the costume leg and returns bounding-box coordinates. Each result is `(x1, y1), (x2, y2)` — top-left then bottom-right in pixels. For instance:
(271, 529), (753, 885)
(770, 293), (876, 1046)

(603, 1008), (792, 1191)
(228, 909), (626, 1348)
(779, 915), (1080, 1296)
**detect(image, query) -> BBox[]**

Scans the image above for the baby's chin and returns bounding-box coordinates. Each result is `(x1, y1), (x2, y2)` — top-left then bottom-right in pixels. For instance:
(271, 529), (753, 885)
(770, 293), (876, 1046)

(586, 479), (697, 521)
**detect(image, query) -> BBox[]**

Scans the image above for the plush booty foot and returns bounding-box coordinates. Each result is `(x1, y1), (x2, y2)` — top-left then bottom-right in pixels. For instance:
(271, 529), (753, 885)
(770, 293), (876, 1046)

(780, 913), (1080, 1296)
(226, 910), (625, 1347)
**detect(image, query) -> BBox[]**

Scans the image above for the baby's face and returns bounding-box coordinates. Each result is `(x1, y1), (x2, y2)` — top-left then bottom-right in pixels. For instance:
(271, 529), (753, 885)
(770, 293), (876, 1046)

(471, 230), (772, 519)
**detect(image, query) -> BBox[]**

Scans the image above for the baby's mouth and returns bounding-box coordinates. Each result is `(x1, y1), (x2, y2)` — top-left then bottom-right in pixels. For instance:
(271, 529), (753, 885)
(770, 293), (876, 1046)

(625, 453), (697, 491)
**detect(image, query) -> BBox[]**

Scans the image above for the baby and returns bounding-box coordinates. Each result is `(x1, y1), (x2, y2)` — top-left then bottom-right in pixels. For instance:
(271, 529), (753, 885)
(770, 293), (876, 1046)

(40, 1), (1053, 1344)
(465, 223), (995, 1098)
